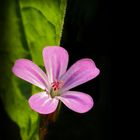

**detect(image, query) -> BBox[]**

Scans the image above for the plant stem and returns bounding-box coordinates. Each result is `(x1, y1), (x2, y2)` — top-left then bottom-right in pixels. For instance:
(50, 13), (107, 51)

(39, 102), (61, 140)
(39, 113), (57, 140)
(39, 115), (48, 140)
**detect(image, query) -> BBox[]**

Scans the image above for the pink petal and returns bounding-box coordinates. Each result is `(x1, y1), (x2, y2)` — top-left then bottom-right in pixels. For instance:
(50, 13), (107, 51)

(60, 59), (100, 92)
(12, 59), (49, 90)
(56, 91), (94, 113)
(28, 92), (59, 114)
(43, 46), (68, 83)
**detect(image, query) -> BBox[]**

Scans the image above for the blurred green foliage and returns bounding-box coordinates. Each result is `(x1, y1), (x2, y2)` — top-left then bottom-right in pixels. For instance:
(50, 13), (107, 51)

(0, 0), (67, 140)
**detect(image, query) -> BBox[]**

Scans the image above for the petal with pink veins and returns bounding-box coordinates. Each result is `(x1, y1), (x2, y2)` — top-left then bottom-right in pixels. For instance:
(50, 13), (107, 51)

(60, 59), (100, 92)
(56, 91), (94, 113)
(28, 92), (59, 114)
(12, 59), (49, 90)
(43, 46), (69, 83)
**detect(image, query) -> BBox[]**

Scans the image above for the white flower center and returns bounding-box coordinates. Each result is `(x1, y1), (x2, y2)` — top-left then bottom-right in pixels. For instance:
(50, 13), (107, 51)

(50, 80), (63, 98)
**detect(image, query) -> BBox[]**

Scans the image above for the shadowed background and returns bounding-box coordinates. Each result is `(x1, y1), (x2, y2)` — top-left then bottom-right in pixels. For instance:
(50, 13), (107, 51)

(0, 0), (112, 140)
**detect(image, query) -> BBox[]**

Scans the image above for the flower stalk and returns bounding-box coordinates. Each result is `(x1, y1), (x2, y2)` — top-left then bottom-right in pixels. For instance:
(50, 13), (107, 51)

(39, 102), (62, 140)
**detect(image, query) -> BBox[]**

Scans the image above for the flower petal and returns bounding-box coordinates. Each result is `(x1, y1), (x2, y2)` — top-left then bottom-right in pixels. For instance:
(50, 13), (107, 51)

(60, 59), (100, 92)
(43, 46), (69, 83)
(28, 92), (59, 114)
(12, 59), (49, 90)
(56, 91), (94, 113)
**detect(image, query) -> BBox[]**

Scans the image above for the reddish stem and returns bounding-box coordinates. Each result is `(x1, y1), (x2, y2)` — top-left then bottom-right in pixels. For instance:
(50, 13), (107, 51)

(39, 102), (61, 140)
(39, 112), (58, 140)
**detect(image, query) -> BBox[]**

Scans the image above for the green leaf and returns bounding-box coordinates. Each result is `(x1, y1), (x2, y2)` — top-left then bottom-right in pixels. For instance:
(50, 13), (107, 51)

(0, 0), (67, 140)
(19, 0), (67, 65)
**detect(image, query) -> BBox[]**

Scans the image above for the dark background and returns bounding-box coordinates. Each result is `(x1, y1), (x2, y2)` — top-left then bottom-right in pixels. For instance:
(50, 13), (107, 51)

(0, 0), (112, 140)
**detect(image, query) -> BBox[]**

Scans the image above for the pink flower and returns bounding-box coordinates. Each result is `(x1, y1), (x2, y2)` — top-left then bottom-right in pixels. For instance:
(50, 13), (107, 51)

(12, 46), (100, 114)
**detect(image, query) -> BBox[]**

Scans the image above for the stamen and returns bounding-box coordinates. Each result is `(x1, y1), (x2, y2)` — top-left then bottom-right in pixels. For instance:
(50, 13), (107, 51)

(51, 80), (63, 91)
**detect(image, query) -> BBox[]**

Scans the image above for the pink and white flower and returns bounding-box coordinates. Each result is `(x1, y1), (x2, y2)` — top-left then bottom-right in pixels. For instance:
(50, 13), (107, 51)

(12, 46), (100, 114)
